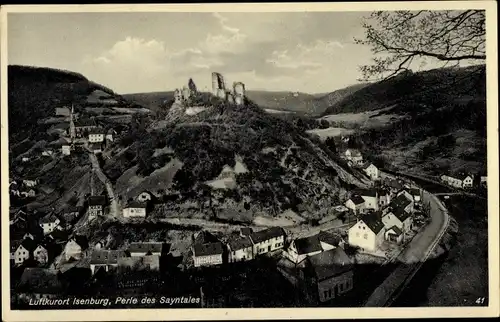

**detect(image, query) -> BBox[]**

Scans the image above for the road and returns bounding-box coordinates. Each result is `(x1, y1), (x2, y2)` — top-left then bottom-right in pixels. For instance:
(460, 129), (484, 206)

(364, 172), (450, 307)
(88, 152), (120, 219)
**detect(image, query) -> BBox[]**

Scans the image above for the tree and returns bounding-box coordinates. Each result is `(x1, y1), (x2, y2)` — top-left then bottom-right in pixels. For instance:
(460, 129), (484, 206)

(356, 10), (486, 80)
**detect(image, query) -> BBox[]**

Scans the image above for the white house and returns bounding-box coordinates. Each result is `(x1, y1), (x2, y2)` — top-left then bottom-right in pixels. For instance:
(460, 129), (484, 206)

(23, 179), (38, 187)
(461, 174), (474, 188)
(384, 226), (403, 244)
(362, 163), (379, 180)
(441, 173), (474, 189)
(227, 237), (254, 263)
(64, 236), (88, 261)
(87, 195), (106, 220)
(88, 128), (106, 143)
(127, 242), (164, 257)
(347, 215), (385, 252)
(382, 206), (413, 236)
(345, 195), (366, 215)
(344, 149), (363, 165)
(21, 156), (30, 163)
(357, 189), (379, 211)
(192, 242), (224, 268)
(249, 227), (286, 256)
(285, 235), (323, 264)
(39, 213), (61, 235)
(33, 244), (49, 264)
(89, 143), (103, 154)
(106, 129), (116, 142)
(61, 144), (71, 156)
(480, 176), (487, 187)
(12, 238), (37, 265)
(41, 149), (54, 157)
(122, 201), (147, 218)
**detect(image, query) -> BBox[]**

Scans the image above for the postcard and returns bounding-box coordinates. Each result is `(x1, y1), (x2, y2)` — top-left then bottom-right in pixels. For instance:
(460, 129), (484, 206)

(1, 1), (498, 321)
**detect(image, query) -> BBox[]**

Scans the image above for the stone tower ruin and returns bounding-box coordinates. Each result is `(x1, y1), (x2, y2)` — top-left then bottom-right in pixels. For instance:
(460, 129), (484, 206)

(212, 72), (227, 99)
(233, 82), (246, 106)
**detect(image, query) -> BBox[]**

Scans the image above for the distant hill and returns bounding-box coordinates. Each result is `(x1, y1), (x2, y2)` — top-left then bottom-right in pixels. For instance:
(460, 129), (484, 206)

(320, 65), (487, 175)
(7, 65), (131, 144)
(122, 91), (175, 114)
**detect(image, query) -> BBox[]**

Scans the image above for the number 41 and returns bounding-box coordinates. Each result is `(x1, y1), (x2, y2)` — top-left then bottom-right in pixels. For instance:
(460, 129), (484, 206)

(475, 297), (486, 304)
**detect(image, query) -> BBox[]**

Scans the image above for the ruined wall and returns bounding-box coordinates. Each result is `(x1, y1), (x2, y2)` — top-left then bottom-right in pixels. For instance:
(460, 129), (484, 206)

(233, 82), (246, 106)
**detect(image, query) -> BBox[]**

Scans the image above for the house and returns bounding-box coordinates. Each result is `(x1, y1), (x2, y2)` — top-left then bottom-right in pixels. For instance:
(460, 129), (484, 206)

(117, 255), (160, 271)
(33, 243), (50, 265)
(344, 149), (363, 165)
(64, 235), (89, 261)
(41, 149), (54, 157)
(249, 227), (286, 256)
(88, 128), (106, 143)
(20, 189), (36, 198)
(347, 213), (385, 252)
(480, 176), (487, 187)
(89, 143), (103, 154)
(21, 156), (30, 162)
(12, 237), (37, 265)
(385, 179), (404, 193)
(441, 173), (474, 189)
(382, 206), (413, 234)
(345, 195), (366, 215)
(55, 107), (71, 116)
(389, 193), (414, 214)
(17, 268), (65, 301)
(385, 226), (404, 244)
(39, 213), (61, 235)
(87, 195), (106, 220)
(356, 189), (379, 211)
(410, 188), (422, 204)
(192, 242), (225, 268)
(397, 189), (414, 203)
(378, 189), (391, 208)
(300, 247), (354, 304)
(362, 163), (379, 180)
(106, 129), (116, 142)
(285, 235), (323, 264)
(10, 240), (22, 263)
(122, 201), (147, 218)
(227, 237), (254, 263)
(23, 179), (38, 187)
(127, 242), (164, 257)
(74, 119), (98, 137)
(90, 250), (126, 274)
(61, 144), (72, 156)
(136, 191), (154, 203)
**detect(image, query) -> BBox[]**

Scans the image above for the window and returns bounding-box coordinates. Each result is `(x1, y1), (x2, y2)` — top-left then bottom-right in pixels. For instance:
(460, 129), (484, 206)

(363, 234), (368, 239)
(356, 232), (360, 237)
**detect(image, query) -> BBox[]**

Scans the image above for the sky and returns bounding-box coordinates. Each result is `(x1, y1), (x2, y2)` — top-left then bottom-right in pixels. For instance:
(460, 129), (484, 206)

(7, 11), (411, 94)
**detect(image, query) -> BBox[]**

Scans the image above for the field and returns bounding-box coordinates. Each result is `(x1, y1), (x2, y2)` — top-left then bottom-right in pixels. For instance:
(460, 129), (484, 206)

(305, 127), (356, 140)
(319, 106), (402, 130)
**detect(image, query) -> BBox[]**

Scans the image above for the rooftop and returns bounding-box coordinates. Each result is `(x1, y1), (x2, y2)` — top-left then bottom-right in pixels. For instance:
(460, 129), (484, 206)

(90, 250), (127, 265)
(390, 194), (412, 209)
(88, 195), (106, 206)
(39, 213), (60, 224)
(387, 225), (403, 236)
(390, 206), (412, 222)
(240, 227), (253, 236)
(293, 235), (323, 255)
(228, 236), (253, 251)
(250, 227), (285, 244)
(193, 241), (224, 257)
(349, 195), (365, 205)
(125, 201), (148, 209)
(89, 128), (106, 135)
(306, 248), (353, 281)
(354, 189), (377, 198)
(318, 231), (342, 247)
(360, 213), (385, 234)
(127, 242), (164, 254)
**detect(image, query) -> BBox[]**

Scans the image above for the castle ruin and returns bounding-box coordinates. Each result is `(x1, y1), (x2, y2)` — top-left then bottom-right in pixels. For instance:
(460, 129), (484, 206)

(211, 72), (246, 106)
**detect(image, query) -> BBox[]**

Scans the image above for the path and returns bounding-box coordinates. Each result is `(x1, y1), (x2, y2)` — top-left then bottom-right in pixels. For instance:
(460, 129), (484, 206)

(364, 172), (450, 307)
(88, 151), (119, 219)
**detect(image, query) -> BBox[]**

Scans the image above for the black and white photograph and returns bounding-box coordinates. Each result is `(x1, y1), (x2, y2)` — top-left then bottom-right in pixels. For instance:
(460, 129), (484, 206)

(1, 2), (498, 321)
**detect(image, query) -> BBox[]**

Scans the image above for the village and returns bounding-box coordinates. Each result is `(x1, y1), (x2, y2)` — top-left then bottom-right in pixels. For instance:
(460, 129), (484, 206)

(8, 72), (488, 308)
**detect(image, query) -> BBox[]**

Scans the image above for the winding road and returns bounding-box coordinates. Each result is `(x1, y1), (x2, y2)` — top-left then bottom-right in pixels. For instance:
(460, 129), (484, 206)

(364, 171), (451, 307)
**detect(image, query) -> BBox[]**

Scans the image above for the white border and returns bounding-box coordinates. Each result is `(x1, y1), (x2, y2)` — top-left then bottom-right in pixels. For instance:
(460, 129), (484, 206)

(1, 2), (498, 321)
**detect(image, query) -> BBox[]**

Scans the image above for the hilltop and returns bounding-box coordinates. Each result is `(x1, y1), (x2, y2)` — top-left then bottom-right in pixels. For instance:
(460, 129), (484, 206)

(318, 65), (487, 175)
(102, 93), (371, 223)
